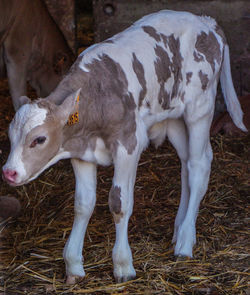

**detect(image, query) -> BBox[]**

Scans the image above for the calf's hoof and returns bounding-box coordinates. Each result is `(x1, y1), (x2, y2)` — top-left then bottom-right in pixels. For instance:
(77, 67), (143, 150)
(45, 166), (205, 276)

(66, 275), (84, 285)
(175, 255), (191, 261)
(114, 266), (136, 283)
(174, 243), (193, 258)
(115, 273), (136, 283)
(174, 224), (196, 258)
(174, 241), (193, 258)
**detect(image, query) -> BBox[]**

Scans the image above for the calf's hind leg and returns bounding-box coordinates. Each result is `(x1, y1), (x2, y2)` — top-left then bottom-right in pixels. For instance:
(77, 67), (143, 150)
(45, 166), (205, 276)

(164, 119), (189, 244)
(175, 113), (213, 257)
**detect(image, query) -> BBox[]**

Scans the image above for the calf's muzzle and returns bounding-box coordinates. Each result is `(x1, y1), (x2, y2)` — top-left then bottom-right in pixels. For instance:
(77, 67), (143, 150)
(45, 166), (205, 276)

(2, 168), (18, 184)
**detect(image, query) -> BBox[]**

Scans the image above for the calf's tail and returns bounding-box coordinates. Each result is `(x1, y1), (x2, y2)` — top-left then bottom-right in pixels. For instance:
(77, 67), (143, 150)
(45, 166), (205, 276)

(220, 44), (247, 132)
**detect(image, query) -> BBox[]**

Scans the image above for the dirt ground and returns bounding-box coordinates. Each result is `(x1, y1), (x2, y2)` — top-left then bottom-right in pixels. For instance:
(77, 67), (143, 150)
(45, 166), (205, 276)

(0, 11), (249, 295)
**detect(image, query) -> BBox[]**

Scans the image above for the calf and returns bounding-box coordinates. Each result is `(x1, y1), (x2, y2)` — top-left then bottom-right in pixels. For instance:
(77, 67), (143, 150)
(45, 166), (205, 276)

(2, 10), (247, 284)
(0, 0), (74, 110)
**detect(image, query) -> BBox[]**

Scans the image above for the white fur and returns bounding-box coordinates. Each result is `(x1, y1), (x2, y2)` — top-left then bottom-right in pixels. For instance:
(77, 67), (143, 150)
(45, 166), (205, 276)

(3, 144), (27, 183)
(63, 159), (97, 281)
(164, 119), (189, 244)
(220, 45), (247, 132)
(79, 44), (101, 72)
(10, 103), (47, 138)
(93, 138), (112, 165)
(80, 138), (112, 166)
(111, 144), (140, 282)
(174, 113), (213, 256)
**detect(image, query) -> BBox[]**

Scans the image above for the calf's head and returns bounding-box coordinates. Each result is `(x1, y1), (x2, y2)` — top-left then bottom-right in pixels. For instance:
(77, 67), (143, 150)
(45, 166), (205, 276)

(2, 89), (81, 186)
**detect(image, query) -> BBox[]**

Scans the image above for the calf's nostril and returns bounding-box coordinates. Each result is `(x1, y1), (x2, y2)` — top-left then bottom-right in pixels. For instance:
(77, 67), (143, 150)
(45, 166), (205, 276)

(2, 169), (18, 182)
(11, 171), (17, 177)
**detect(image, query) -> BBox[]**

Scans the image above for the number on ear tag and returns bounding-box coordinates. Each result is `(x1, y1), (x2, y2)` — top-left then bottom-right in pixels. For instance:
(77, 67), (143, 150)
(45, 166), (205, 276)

(67, 111), (79, 125)
(67, 94), (80, 126)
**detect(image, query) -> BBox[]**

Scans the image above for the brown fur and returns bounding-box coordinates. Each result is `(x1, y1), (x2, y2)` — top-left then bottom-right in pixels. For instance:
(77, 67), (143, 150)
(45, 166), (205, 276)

(195, 31), (222, 73)
(109, 185), (122, 218)
(164, 34), (183, 99)
(0, 0), (74, 109)
(142, 26), (161, 42)
(199, 70), (209, 91)
(22, 102), (63, 179)
(193, 51), (204, 62)
(48, 54), (138, 156)
(132, 53), (147, 108)
(154, 33), (184, 108)
(186, 72), (193, 85)
(154, 44), (172, 109)
(109, 186), (123, 223)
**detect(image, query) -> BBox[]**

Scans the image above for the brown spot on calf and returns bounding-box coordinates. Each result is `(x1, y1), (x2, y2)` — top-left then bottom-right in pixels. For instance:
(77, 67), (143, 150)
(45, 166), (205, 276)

(193, 51), (204, 62)
(154, 45), (171, 109)
(109, 185), (123, 223)
(154, 34), (183, 108)
(199, 70), (209, 91)
(186, 72), (193, 85)
(132, 53), (147, 107)
(54, 54), (138, 157)
(167, 34), (183, 99)
(195, 31), (222, 72)
(142, 26), (161, 42)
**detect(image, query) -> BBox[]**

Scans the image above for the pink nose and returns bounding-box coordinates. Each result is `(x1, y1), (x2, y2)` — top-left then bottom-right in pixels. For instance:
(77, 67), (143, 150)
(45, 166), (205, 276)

(2, 169), (18, 183)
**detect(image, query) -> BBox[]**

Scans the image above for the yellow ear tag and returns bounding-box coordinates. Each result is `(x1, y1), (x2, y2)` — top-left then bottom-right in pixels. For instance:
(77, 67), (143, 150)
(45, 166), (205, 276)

(67, 94), (80, 126)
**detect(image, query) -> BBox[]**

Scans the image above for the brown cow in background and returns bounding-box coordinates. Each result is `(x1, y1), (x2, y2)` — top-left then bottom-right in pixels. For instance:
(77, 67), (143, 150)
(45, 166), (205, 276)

(0, 0), (75, 110)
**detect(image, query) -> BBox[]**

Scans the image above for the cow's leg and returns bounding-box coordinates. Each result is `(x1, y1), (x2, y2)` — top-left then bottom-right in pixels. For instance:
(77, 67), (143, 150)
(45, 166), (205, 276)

(174, 113), (213, 257)
(63, 159), (97, 284)
(165, 119), (189, 243)
(109, 144), (141, 283)
(3, 45), (28, 110)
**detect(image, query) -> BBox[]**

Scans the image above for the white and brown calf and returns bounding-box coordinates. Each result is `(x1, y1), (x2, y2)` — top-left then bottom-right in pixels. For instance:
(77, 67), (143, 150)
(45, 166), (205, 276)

(2, 10), (247, 284)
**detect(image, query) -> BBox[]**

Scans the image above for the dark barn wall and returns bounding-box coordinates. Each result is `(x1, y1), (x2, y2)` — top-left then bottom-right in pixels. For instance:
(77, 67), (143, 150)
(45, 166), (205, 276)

(93, 0), (250, 99)
(76, 0), (92, 13)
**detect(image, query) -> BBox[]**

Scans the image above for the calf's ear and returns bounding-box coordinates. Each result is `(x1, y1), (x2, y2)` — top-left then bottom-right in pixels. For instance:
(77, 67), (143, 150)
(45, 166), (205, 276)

(57, 88), (81, 125)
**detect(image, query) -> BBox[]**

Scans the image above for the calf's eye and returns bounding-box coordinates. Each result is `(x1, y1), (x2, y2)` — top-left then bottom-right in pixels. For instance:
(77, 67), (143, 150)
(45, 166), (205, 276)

(30, 136), (47, 148)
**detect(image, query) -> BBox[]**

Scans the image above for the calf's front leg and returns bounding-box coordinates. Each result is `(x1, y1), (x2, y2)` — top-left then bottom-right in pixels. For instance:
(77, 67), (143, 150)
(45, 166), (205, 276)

(63, 159), (97, 284)
(109, 145), (141, 283)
